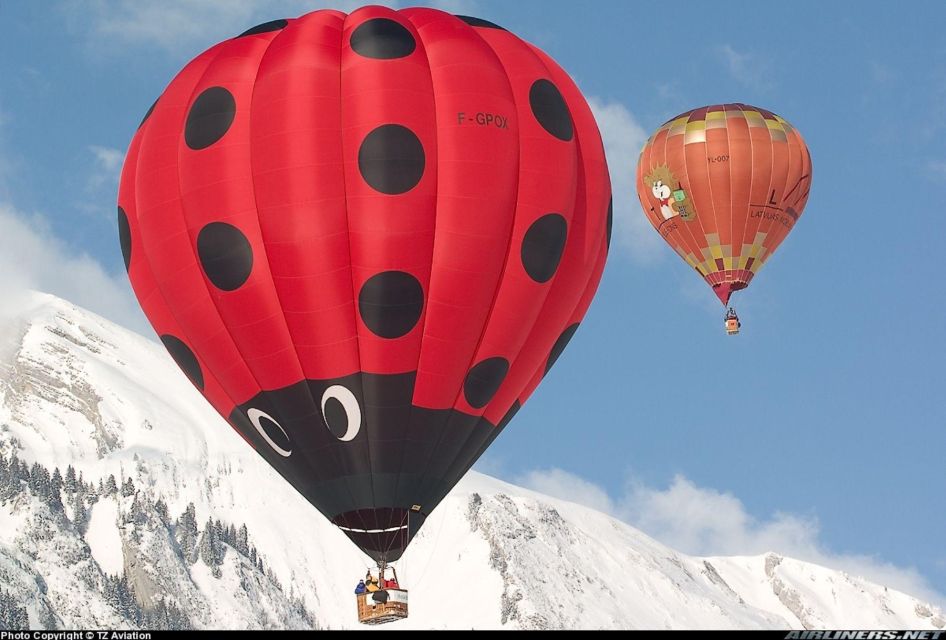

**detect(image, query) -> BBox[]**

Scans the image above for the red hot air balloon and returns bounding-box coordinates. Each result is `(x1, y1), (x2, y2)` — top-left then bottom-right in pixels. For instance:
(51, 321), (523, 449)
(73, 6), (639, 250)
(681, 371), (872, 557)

(636, 104), (811, 321)
(118, 7), (610, 563)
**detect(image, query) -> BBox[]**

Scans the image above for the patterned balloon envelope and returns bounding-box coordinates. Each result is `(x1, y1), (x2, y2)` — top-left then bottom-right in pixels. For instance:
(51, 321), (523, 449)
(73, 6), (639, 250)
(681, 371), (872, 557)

(118, 6), (610, 562)
(636, 104), (811, 307)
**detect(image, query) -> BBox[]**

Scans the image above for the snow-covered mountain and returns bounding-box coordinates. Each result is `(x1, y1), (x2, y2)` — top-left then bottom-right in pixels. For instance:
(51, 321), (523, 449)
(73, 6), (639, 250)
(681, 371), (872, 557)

(0, 292), (942, 630)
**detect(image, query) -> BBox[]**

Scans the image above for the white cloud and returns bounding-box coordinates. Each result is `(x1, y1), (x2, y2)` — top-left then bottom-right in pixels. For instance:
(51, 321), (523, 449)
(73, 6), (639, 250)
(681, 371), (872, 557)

(588, 97), (665, 263)
(0, 202), (149, 335)
(65, 1), (497, 55)
(87, 145), (123, 191)
(718, 44), (773, 92)
(423, 0), (479, 14)
(518, 467), (614, 516)
(517, 467), (945, 607)
(64, 0), (371, 53)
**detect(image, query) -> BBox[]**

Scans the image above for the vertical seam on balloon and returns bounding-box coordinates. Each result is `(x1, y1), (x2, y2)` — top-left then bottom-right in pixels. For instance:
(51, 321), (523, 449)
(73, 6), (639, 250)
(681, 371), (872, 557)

(175, 43), (272, 403)
(767, 118), (796, 262)
(513, 43), (602, 398)
(132, 48), (263, 444)
(798, 130), (813, 213)
(424, 35), (581, 504)
(414, 17), (528, 518)
(130, 106), (255, 439)
(697, 111), (722, 284)
(725, 106), (735, 286)
(385, 8), (442, 541)
(682, 112), (716, 286)
(657, 120), (700, 277)
(515, 49), (608, 407)
(246, 19), (361, 523)
(735, 107), (751, 285)
(740, 104), (758, 286)
(659, 116), (702, 281)
(171, 30), (372, 537)
(748, 103), (773, 275)
(406, 21), (525, 506)
(337, 10), (377, 537)
(753, 107), (778, 278)
(518, 224), (605, 407)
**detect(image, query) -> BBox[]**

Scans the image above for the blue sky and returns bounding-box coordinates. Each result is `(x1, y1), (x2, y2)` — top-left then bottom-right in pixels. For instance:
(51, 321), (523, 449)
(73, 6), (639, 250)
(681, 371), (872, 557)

(1, 1), (944, 604)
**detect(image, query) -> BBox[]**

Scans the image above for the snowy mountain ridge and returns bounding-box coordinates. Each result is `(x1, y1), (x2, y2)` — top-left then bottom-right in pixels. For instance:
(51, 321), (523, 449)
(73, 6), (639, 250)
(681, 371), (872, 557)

(0, 291), (942, 630)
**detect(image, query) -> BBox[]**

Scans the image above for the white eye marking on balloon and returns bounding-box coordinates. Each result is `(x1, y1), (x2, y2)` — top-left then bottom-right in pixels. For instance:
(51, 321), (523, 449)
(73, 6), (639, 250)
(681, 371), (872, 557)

(321, 384), (362, 442)
(247, 408), (292, 458)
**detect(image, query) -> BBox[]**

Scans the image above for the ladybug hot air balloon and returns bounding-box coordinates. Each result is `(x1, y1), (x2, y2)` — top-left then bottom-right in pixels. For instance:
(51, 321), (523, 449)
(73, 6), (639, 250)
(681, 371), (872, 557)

(118, 6), (610, 568)
(636, 104), (811, 333)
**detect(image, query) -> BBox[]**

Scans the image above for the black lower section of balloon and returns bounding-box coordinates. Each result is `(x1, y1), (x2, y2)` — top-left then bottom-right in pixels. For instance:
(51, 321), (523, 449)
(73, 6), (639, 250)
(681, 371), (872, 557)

(227, 372), (515, 562)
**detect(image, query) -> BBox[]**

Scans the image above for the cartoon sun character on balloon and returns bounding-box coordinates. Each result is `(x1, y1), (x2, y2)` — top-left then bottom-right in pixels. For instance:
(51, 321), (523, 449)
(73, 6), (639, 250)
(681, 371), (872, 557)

(644, 165), (696, 221)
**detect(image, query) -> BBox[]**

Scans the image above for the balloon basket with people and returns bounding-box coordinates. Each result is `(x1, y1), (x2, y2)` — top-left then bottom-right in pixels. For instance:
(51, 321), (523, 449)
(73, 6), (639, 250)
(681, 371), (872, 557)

(725, 308), (741, 336)
(354, 562), (408, 625)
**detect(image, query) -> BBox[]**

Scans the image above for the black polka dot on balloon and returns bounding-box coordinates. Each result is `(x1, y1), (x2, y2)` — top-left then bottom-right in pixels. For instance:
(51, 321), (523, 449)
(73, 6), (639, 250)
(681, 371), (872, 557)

(237, 19), (287, 37)
(464, 357), (509, 409)
(521, 213), (567, 283)
(351, 18), (416, 59)
(185, 87), (236, 150)
(358, 124), (426, 195)
(160, 335), (204, 390)
(529, 79), (573, 141)
(456, 15), (505, 30)
(323, 396), (348, 439)
(606, 197), (613, 249)
(545, 323), (579, 376)
(358, 271), (424, 339)
(138, 98), (157, 130)
(197, 222), (254, 291)
(117, 206), (132, 272)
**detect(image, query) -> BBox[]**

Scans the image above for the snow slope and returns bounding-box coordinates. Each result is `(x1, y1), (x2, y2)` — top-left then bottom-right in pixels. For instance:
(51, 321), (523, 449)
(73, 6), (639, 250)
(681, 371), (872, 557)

(0, 291), (942, 630)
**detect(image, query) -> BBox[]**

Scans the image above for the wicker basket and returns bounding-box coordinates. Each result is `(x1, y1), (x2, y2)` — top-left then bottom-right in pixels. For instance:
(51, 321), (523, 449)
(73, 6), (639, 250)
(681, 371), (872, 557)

(357, 590), (409, 625)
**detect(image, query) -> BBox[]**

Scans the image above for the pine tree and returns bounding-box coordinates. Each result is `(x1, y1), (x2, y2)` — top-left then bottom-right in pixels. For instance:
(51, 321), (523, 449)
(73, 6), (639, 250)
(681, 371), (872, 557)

(65, 465), (77, 493)
(71, 490), (87, 531)
(47, 480), (63, 512)
(116, 574), (138, 622)
(12, 453), (28, 483)
(236, 523), (249, 557)
(103, 574), (122, 613)
(176, 503), (199, 563)
(0, 454), (12, 501)
(104, 474), (118, 496)
(121, 477), (136, 497)
(50, 468), (63, 494)
(28, 462), (50, 499)
(0, 589), (29, 629)
(198, 517), (216, 566)
(155, 498), (169, 525)
(198, 517), (224, 578)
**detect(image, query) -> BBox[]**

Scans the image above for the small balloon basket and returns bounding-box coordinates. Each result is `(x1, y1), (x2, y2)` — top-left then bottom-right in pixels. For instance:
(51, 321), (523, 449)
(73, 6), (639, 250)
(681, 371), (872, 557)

(357, 589), (408, 625)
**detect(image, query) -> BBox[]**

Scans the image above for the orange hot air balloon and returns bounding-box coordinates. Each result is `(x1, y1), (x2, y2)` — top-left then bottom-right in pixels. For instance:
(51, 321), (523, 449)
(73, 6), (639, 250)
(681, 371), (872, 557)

(636, 104), (811, 320)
